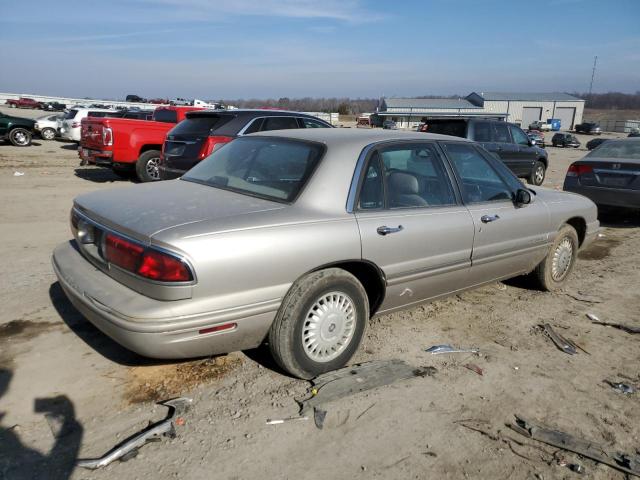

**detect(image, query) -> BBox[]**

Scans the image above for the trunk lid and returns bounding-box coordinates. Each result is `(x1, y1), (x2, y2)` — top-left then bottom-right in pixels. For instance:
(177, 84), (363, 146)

(577, 158), (640, 190)
(81, 117), (107, 149)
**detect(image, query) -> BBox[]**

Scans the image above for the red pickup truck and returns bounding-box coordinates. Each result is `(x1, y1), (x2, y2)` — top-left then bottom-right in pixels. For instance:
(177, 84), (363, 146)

(79, 106), (204, 182)
(5, 97), (43, 109)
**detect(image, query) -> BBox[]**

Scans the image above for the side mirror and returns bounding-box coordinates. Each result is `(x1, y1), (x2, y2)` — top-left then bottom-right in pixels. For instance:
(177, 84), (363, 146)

(515, 189), (532, 207)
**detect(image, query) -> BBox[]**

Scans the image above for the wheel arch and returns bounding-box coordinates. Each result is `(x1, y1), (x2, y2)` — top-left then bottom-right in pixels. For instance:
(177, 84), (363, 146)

(537, 156), (548, 168)
(139, 144), (162, 157)
(565, 216), (587, 246)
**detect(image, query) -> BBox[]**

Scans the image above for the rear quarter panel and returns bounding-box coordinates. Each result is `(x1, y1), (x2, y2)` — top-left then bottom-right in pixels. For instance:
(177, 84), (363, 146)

(108, 119), (173, 163)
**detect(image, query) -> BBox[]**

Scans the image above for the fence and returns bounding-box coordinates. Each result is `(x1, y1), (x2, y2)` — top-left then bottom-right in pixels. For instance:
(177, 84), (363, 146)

(597, 119), (640, 133)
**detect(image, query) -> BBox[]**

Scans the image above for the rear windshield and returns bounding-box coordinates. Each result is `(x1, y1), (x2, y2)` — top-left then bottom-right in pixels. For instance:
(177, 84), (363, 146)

(182, 137), (324, 202)
(170, 115), (233, 135)
(153, 109), (178, 123)
(587, 141), (640, 159)
(64, 109), (78, 120)
(425, 121), (467, 138)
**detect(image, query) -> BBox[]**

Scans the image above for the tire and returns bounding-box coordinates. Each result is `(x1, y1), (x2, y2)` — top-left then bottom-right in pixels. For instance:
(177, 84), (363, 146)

(40, 128), (56, 140)
(8, 128), (32, 147)
(9, 103), (16, 108)
(268, 268), (369, 379)
(135, 150), (162, 182)
(533, 224), (579, 291)
(529, 160), (546, 186)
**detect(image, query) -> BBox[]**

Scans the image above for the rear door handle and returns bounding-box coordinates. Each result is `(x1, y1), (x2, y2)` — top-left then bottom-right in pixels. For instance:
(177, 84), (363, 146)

(377, 225), (404, 236)
(481, 214), (500, 223)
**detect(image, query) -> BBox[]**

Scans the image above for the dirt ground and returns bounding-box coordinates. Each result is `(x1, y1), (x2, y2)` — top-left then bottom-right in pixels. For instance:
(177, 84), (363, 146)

(1, 105), (639, 480)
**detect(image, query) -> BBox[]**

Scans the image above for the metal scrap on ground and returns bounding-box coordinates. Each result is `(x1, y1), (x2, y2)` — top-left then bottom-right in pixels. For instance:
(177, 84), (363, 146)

(542, 324), (578, 355)
(587, 313), (640, 334)
(298, 360), (432, 428)
(77, 397), (192, 470)
(266, 416), (309, 425)
(425, 344), (479, 355)
(510, 415), (640, 477)
(604, 380), (636, 394)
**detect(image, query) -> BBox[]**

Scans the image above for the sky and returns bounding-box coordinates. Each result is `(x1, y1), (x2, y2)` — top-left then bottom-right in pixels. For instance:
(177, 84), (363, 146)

(0, 0), (638, 100)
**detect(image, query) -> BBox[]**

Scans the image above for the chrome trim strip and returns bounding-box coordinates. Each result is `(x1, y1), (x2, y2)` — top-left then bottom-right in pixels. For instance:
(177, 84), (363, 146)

(386, 260), (470, 286)
(593, 168), (640, 176)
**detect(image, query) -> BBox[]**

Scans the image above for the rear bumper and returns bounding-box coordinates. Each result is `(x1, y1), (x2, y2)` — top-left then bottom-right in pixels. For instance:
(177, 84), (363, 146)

(159, 165), (186, 180)
(52, 240), (276, 359)
(564, 181), (640, 209)
(79, 147), (113, 166)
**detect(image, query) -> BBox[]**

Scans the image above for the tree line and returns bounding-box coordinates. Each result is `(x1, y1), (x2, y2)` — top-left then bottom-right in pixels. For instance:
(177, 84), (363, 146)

(573, 92), (640, 110)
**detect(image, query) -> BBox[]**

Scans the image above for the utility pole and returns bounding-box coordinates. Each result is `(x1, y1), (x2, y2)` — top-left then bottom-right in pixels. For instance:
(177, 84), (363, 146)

(588, 56), (598, 96)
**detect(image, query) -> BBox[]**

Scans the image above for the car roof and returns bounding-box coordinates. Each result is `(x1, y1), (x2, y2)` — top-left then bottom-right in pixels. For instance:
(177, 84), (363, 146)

(186, 109), (328, 120)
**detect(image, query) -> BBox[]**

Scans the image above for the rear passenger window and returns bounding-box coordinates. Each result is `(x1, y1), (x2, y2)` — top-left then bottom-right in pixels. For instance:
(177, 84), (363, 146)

(301, 118), (329, 128)
(261, 117), (299, 131)
(493, 123), (511, 143)
(243, 118), (263, 134)
(472, 122), (492, 142)
(443, 143), (513, 204)
(379, 143), (456, 208)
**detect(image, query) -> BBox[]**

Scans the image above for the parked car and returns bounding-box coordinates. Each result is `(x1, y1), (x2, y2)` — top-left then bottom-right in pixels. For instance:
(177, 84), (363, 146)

(160, 110), (333, 180)
(34, 113), (64, 140)
(41, 101), (67, 112)
(423, 119), (549, 185)
(526, 130), (546, 148)
(382, 120), (397, 130)
(416, 123), (428, 133)
(563, 138), (640, 211)
(628, 129), (640, 138)
(53, 129), (599, 378)
(126, 95), (146, 103)
(574, 122), (602, 135)
(79, 106), (204, 181)
(586, 137), (609, 150)
(0, 112), (36, 146)
(529, 120), (552, 131)
(5, 97), (43, 110)
(552, 133), (580, 148)
(59, 108), (117, 142)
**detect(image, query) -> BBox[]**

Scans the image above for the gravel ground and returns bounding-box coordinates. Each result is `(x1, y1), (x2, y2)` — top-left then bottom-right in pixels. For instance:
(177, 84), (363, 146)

(1, 105), (639, 480)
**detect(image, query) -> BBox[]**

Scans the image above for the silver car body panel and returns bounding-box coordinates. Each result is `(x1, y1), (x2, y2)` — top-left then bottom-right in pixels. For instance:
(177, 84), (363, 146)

(53, 129), (599, 358)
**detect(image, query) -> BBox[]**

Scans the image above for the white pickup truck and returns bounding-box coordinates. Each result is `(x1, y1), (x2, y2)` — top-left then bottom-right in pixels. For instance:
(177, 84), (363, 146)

(529, 120), (552, 131)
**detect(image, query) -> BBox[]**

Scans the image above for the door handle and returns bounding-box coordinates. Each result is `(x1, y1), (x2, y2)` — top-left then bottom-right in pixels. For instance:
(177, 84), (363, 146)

(377, 225), (404, 236)
(481, 214), (500, 223)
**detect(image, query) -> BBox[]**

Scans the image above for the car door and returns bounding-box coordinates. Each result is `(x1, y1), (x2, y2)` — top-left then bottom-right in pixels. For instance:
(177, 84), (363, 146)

(440, 141), (549, 284)
(492, 122), (520, 174)
(353, 141), (475, 313)
(509, 124), (537, 175)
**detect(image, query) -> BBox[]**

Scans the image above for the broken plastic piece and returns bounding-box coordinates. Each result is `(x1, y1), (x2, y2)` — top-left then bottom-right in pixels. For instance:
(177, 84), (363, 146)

(265, 416), (309, 425)
(464, 363), (484, 376)
(542, 324), (577, 355)
(604, 380), (636, 394)
(587, 313), (640, 334)
(77, 397), (192, 469)
(13, 171), (25, 177)
(425, 344), (479, 355)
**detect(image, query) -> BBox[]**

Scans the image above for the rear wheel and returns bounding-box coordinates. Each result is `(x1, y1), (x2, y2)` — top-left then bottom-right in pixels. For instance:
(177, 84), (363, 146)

(135, 150), (161, 182)
(533, 224), (578, 291)
(9, 128), (32, 146)
(529, 160), (546, 186)
(40, 128), (56, 140)
(268, 268), (369, 379)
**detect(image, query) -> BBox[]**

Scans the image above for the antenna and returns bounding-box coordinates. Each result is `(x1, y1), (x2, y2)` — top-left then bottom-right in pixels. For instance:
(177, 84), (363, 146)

(588, 56), (598, 96)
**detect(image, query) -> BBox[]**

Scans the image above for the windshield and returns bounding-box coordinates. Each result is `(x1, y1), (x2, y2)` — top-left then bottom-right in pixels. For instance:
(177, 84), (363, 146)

(182, 137), (324, 202)
(170, 115), (233, 135)
(588, 140), (640, 159)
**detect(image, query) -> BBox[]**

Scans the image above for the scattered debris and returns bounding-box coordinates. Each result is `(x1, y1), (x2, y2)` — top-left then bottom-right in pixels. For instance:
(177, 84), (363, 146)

(77, 397), (192, 469)
(298, 360), (427, 429)
(13, 171), (25, 176)
(496, 283), (507, 291)
(510, 415), (640, 477)
(413, 366), (438, 377)
(425, 344), (479, 355)
(265, 416), (309, 425)
(604, 380), (636, 394)
(587, 313), (640, 334)
(464, 363), (484, 376)
(314, 408), (327, 429)
(542, 324), (577, 355)
(563, 292), (603, 303)
(355, 403), (377, 421)
(569, 463), (585, 474)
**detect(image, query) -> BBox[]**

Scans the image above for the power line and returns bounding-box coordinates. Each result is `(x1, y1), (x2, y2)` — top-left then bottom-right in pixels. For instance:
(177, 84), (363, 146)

(588, 56), (598, 96)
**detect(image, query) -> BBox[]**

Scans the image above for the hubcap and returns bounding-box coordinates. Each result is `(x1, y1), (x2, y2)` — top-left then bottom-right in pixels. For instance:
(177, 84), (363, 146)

(145, 157), (160, 180)
(302, 291), (356, 363)
(535, 166), (544, 184)
(43, 129), (54, 139)
(13, 131), (28, 145)
(552, 237), (573, 281)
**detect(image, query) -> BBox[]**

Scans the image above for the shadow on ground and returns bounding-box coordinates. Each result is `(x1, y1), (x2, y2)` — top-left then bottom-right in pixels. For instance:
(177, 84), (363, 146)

(598, 208), (640, 229)
(74, 167), (131, 184)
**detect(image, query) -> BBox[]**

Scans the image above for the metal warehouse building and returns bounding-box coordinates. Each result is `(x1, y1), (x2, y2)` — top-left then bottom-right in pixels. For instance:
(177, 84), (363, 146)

(376, 92), (584, 130)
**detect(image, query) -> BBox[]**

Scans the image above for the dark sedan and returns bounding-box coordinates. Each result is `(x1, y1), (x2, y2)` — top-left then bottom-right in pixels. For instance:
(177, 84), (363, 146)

(586, 137), (609, 150)
(564, 138), (640, 211)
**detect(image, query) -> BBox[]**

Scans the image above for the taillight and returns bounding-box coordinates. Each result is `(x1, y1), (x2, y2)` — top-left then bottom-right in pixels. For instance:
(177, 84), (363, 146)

(567, 164), (593, 177)
(102, 127), (113, 146)
(104, 233), (192, 282)
(198, 136), (233, 160)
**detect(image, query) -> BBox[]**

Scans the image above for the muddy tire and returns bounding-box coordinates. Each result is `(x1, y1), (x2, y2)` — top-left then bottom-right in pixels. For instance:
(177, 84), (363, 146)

(40, 128), (56, 140)
(9, 128), (32, 147)
(533, 224), (579, 291)
(528, 160), (546, 186)
(268, 268), (369, 379)
(135, 150), (161, 182)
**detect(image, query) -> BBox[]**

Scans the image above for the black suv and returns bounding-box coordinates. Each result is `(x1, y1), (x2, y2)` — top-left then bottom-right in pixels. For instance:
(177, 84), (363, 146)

(424, 119), (549, 185)
(574, 122), (602, 135)
(552, 133), (580, 148)
(160, 110), (332, 179)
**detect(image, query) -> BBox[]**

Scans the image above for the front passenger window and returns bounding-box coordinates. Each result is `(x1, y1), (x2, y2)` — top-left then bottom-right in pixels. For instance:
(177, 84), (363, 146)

(509, 125), (530, 146)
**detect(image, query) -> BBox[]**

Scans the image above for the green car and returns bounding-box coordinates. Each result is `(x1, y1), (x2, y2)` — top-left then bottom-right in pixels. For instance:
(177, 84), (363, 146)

(0, 111), (36, 146)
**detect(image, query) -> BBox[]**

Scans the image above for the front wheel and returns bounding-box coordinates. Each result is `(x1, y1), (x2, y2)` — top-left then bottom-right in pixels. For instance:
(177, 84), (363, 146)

(533, 224), (579, 291)
(269, 268), (369, 379)
(529, 160), (546, 186)
(40, 128), (56, 140)
(135, 150), (162, 182)
(9, 128), (32, 146)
